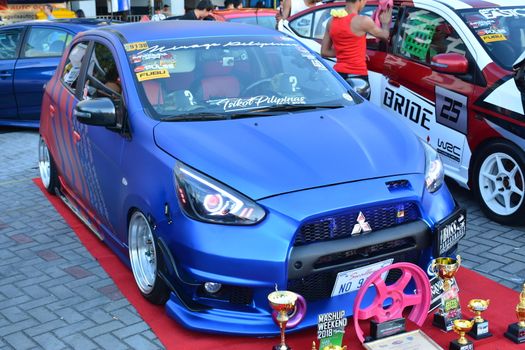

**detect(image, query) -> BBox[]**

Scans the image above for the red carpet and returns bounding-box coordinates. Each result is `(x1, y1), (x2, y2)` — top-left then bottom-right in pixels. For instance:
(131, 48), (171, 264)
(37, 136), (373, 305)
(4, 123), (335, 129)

(35, 179), (523, 349)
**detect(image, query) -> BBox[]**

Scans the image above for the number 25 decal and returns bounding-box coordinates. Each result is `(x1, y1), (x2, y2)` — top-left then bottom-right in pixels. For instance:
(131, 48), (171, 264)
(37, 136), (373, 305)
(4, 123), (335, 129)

(435, 86), (468, 135)
(440, 96), (462, 123)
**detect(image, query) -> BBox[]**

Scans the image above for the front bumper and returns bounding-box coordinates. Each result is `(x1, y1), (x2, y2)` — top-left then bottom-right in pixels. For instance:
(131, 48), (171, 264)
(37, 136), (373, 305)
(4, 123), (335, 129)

(160, 174), (459, 335)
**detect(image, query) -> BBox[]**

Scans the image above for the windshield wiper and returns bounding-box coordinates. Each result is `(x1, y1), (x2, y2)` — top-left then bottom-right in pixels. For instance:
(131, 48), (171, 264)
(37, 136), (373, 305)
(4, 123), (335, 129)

(229, 104), (345, 118)
(160, 112), (229, 122)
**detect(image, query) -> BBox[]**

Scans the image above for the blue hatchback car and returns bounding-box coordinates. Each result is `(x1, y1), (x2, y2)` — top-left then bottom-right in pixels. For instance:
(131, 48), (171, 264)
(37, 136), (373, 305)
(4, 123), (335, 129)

(38, 20), (465, 335)
(0, 19), (119, 128)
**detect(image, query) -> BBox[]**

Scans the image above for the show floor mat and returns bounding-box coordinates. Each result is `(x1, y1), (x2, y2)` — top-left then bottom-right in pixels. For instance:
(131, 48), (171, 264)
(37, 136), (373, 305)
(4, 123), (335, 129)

(35, 179), (523, 349)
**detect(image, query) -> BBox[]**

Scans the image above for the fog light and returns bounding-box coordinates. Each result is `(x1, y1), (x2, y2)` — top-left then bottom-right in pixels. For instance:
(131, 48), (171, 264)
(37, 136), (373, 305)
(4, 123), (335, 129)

(204, 282), (222, 294)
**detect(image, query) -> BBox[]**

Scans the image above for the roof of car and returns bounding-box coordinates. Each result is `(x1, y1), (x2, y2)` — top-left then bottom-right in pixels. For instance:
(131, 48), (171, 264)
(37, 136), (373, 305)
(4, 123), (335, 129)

(1, 18), (120, 32)
(94, 20), (280, 43)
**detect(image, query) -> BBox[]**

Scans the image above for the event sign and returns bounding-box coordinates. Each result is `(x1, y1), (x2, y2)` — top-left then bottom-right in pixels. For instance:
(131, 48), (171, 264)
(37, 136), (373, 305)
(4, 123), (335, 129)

(317, 310), (347, 349)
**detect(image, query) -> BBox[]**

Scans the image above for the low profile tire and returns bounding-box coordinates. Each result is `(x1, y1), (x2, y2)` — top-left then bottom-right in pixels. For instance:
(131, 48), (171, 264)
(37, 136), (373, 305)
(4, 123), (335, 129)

(473, 141), (525, 225)
(128, 211), (169, 304)
(38, 135), (58, 195)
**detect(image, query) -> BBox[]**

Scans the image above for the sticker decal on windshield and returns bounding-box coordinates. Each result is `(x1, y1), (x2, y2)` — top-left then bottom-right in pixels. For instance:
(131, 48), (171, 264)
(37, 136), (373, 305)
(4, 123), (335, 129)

(211, 95), (306, 112)
(125, 41), (149, 51)
(136, 69), (170, 82)
(481, 33), (507, 43)
(478, 8), (525, 19)
(342, 93), (353, 102)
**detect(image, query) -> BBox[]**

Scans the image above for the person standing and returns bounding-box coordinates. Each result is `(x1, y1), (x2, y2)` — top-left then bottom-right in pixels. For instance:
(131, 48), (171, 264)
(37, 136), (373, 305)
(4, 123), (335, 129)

(179, 0), (214, 20)
(281, 0), (318, 19)
(151, 7), (167, 21)
(321, 0), (391, 98)
(162, 4), (171, 16)
(43, 4), (55, 19)
(224, 0), (234, 9)
(75, 9), (85, 18)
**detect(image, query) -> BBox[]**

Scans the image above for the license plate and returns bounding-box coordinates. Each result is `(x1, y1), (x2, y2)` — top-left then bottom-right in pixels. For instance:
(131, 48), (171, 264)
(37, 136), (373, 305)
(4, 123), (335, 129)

(331, 259), (393, 297)
(435, 208), (466, 256)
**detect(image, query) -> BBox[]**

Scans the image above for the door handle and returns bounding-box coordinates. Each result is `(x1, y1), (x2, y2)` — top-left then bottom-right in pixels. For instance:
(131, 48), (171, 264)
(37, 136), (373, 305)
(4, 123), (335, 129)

(0, 72), (12, 78)
(388, 79), (400, 88)
(73, 131), (81, 144)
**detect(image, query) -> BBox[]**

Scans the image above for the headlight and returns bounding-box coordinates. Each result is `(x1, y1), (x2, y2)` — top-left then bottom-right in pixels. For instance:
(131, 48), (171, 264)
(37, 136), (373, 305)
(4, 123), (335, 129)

(421, 140), (444, 193)
(174, 162), (266, 225)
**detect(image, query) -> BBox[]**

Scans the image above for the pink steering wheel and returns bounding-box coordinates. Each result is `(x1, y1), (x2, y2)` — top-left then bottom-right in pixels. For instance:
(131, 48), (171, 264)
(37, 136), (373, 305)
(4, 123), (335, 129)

(352, 262), (431, 343)
(271, 293), (307, 329)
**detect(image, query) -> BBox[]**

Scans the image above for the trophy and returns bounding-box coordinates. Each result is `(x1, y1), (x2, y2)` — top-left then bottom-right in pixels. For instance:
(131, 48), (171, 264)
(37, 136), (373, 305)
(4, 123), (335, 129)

(268, 289), (306, 350)
(450, 319), (474, 350)
(311, 342), (347, 350)
(467, 299), (492, 339)
(432, 255), (462, 331)
(505, 283), (525, 343)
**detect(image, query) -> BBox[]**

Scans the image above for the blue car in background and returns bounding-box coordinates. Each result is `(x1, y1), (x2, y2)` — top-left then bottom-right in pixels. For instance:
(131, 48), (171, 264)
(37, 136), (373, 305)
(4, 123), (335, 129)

(38, 20), (465, 335)
(0, 19), (119, 128)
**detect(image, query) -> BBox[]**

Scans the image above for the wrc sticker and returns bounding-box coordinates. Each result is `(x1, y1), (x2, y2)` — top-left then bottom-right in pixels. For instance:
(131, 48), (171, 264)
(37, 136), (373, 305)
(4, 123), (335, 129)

(481, 34), (506, 43)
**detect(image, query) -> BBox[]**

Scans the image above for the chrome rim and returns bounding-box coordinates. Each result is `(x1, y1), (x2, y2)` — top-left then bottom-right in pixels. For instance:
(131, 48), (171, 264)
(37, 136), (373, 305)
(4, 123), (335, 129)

(479, 152), (525, 216)
(129, 211), (157, 294)
(38, 136), (51, 189)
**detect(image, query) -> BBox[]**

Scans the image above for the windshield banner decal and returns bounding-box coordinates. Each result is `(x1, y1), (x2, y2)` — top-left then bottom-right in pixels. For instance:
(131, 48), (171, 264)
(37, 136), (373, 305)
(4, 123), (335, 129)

(211, 95), (306, 111)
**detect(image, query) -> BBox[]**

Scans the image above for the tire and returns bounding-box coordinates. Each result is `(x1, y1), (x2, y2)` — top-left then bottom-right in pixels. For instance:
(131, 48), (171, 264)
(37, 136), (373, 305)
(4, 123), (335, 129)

(38, 135), (58, 195)
(473, 141), (525, 225)
(128, 211), (169, 304)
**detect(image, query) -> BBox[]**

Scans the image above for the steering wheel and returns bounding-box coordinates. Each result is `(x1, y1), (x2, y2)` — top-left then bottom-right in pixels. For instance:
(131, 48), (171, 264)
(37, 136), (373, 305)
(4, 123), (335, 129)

(244, 78), (273, 95)
(352, 262), (431, 343)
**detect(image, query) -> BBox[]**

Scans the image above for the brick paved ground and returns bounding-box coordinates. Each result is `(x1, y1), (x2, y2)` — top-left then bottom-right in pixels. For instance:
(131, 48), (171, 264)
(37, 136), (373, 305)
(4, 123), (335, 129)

(1, 127), (525, 349)
(0, 128), (163, 349)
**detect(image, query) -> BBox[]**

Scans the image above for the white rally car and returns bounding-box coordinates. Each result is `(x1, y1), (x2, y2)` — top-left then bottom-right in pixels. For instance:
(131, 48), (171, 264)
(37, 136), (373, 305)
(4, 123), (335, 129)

(280, 0), (525, 225)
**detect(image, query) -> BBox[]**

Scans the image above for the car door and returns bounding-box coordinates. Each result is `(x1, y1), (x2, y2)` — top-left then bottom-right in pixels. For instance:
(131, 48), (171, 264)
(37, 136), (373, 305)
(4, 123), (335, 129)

(0, 26), (24, 121)
(15, 25), (73, 122)
(73, 39), (126, 239)
(381, 6), (480, 185)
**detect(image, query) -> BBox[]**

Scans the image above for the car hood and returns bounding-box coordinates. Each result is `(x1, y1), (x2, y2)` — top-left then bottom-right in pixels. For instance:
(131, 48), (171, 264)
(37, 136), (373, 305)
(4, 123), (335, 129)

(153, 103), (425, 200)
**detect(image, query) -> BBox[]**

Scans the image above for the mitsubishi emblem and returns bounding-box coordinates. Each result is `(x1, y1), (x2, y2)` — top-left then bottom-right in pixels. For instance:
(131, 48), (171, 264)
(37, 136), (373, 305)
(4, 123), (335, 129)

(351, 211), (372, 236)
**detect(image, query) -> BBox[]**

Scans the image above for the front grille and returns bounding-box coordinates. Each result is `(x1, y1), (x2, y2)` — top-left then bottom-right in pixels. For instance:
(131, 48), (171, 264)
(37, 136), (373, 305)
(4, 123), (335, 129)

(314, 238), (415, 268)
(287, 250), (420, 301)
(293, 202), (420, 246)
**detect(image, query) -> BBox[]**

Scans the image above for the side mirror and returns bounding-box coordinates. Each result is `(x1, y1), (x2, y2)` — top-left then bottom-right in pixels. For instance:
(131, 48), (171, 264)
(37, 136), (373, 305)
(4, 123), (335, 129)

(430, 53), (468, 75)
(74, 97), (117, 127)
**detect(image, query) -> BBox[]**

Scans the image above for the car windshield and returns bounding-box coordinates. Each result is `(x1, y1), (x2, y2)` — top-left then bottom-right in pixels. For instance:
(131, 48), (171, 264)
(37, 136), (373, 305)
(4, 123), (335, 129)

(460, 7), (525, 71)
(125, 35), (358, 120)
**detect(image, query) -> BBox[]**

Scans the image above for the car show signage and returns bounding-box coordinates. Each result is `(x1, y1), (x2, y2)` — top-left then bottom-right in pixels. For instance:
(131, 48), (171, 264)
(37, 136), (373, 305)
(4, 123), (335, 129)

(316, 310), (347, 349)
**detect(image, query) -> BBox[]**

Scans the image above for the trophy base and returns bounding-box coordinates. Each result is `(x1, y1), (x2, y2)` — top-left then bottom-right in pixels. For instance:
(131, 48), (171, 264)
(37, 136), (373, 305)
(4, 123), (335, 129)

(272, 345), (292, 350)
(449, 339), (474, 350)
(370, 317), (406, 340)
(504, 323), (525, 344)
(467, 320), (492, 340)
(433, 312), (459, 332)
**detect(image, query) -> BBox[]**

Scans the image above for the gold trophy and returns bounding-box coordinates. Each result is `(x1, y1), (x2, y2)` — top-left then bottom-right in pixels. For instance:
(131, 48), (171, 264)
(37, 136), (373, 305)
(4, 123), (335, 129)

(467, 299), (492, 339)
(450, 319), (474, 350)
(431, 255), (462, 331)
(505, 283), (525, 343)
(268, 290), (299, 350)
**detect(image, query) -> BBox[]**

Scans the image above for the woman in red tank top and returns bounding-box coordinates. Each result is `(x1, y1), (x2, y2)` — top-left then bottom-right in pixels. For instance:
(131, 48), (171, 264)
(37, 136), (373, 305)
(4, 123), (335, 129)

(321, 0), (391, 98)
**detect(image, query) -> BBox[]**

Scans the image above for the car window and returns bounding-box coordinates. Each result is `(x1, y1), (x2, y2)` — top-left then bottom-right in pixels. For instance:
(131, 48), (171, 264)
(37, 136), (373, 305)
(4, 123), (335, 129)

(460, 7), (525, 71)
(290, 12), (314, 37)
(22, 27), (71, 58)
(62, 42), (89, 92)
(126, 35), (359, 120)
(83, 42), (122, 102)
(312, 8), (333, 39)
(0, 28), (23, 60)
(394, 8), (467, 65)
